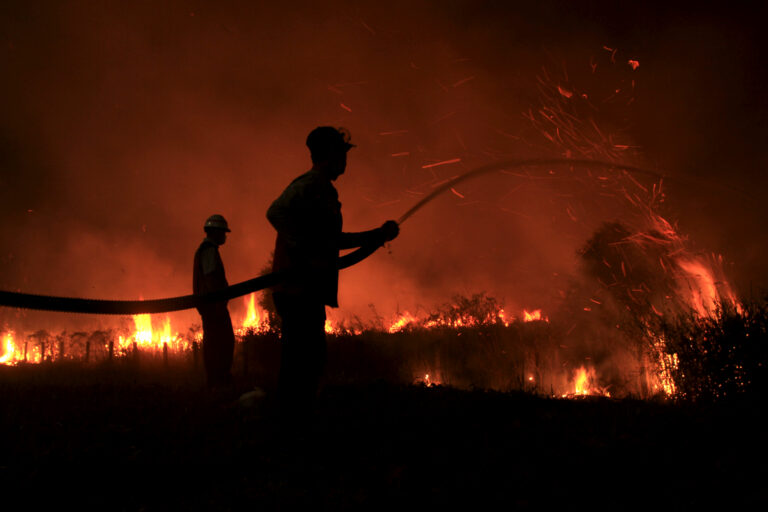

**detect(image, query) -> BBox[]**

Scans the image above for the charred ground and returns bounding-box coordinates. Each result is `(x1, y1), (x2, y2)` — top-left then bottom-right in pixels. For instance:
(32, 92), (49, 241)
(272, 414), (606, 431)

(1, 359), (766, 509)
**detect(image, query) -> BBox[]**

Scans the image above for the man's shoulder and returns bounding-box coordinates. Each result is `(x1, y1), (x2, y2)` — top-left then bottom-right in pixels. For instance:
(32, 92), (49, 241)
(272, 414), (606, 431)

(197, 239), (216, 251)
(196, 240), (222, 274)
(285, 170), (336, 198)
(195, 239), (219, 258)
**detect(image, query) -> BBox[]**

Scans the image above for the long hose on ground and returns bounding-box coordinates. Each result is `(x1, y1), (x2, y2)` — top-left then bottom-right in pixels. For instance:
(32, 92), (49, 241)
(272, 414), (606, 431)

(0, 159), (663, 315)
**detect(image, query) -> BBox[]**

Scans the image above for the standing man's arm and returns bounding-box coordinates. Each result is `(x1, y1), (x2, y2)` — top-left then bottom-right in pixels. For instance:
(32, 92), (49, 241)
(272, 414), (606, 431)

(338, 221), (399, 249)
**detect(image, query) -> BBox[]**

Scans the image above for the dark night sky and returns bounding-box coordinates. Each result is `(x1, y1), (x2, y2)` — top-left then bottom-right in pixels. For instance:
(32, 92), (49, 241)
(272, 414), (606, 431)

(1, 1), (766, 330)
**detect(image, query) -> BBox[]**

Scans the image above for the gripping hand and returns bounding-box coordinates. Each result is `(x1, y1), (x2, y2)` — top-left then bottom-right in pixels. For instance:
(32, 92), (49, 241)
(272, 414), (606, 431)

(380, 220), (399, 242)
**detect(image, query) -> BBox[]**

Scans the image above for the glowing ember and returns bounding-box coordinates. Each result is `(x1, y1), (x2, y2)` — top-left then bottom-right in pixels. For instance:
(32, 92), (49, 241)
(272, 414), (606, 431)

(416, 372), (441, 387)
(421, 158), (461, 169)
(648, 334), (679, 397)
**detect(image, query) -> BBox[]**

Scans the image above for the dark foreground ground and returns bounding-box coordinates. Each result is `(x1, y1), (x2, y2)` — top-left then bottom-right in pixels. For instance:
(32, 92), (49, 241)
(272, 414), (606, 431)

(1, 363), (766, 510)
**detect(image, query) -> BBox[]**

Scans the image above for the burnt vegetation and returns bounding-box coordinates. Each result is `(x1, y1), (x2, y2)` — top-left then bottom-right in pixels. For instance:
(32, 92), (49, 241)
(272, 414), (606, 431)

(2, 341), (766, 508)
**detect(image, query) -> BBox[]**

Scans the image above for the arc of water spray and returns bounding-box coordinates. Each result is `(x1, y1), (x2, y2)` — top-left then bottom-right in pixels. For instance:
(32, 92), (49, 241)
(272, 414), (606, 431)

(396, 158), (664, 225)
(0, 159), (665, 315)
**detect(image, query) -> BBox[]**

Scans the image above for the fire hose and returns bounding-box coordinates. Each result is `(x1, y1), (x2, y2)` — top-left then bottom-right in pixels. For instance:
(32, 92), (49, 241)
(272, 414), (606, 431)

(0, 244), (380, 315)
(0, 158), (666, 315)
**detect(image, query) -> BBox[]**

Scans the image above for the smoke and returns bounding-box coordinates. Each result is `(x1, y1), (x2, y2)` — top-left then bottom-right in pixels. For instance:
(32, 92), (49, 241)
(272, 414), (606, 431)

(1, 1), (766, 332)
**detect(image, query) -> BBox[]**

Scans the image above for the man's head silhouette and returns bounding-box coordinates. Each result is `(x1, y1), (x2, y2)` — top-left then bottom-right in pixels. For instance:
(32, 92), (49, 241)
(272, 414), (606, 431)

(203, 214), (230, 246)
(307, 126), (355, 180)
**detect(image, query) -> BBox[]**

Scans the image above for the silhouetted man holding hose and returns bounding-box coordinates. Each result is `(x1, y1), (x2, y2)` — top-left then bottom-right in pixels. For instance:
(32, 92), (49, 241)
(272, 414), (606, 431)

(267, 126), (399, 418)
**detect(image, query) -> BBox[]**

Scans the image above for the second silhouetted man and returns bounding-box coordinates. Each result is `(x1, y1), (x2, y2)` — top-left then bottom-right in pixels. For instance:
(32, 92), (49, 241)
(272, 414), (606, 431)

(193, 214), (235, 388)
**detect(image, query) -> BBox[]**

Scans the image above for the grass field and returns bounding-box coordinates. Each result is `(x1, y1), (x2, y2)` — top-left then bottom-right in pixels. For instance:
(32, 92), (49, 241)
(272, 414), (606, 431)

(1, 361), (766, 509)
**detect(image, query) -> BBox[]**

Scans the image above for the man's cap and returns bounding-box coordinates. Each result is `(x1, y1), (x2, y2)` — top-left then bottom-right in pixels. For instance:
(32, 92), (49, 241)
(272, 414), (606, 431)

(306, 126), (355, 157)
(204, 214), (231, 232)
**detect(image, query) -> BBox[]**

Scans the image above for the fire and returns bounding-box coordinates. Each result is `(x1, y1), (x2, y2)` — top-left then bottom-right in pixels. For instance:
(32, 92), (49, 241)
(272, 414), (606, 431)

(386, 305), (548, 331)
(239, 293), (269, 334)
(160, 317), (174, 346)
(0, 331), (16, 365)
(324, 317), (359, 335)
(416, 372), (441, 387)
(0, 48), (751, 404)
(573, 367), (590, 395)
(523, 309), (547, 322)
(639, 210), (742, 319)
(119, 314), (184, 351)
(677, 259), (719, 317)
(133, 314), (153, 346)
(566, 366), (611, 398)
(677, 258), (740, 317)
(389, 311), (418, 333)
(0, 331), (42, 365)
(648, 334), (679, 397)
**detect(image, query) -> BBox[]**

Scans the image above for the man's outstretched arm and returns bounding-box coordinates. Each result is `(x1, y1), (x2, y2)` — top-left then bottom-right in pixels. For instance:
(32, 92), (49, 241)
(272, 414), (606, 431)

(339, 220), (399, 249)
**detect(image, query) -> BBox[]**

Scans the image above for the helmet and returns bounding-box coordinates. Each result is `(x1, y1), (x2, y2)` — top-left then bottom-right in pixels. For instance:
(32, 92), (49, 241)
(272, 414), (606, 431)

(204, 214), (231, 232)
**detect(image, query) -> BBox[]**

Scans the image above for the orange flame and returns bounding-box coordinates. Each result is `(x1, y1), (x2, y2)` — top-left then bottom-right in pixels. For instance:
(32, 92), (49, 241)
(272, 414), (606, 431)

(648, 334), (679, 397)
(565, 366), (610, 397)
(0, 331), (16, 365)
(389, 311), (418, 333)
(498, 308), (510, 327)
(133, 314), (153, 346)
(677, 258), (740, 317)
(119, 314), (183, 351)
(523, 309), (548, 322)
(240, 293), (269, 334)
(573, 367), (590, 395)
(416, 372), (441, 387)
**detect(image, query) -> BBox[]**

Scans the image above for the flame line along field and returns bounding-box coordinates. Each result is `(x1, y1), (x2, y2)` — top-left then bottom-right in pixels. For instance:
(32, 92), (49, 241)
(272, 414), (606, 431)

(4, 287), (765, 401)
(0, 296), (616, 398)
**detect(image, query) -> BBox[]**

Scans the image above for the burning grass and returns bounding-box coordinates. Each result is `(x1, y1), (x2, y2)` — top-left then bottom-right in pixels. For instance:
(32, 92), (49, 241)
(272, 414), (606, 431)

(3, 290), (766, 403)
(660, 301), (768, 401)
